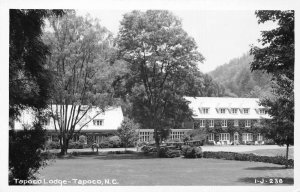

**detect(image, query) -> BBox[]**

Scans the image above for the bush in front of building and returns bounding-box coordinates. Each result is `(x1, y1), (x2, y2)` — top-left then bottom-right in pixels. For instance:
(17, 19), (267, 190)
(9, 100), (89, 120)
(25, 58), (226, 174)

(202, 151), (294, 168)
(158, 147), (181, 158)
(99, 140), (113, 148)
(68, 141), (88, 149)
(97, 136), (122, 148)
(45, 141), (60, 149)
(141, 145), (156, 153)
(108, 136), (122, 148)
(181, 145), (203, 158)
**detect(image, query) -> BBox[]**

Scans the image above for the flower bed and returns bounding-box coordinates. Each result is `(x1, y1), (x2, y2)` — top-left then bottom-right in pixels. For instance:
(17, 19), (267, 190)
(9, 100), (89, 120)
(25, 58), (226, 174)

(202, 151), (294, 168)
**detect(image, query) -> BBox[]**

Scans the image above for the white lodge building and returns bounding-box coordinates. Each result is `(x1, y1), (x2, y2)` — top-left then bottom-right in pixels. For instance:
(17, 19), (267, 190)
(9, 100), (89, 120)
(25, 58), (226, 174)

(12, 97), (271, 146)
(139, 97), (271, 145)
(186, 97), (271, 145)
(13, 106), (124, 146)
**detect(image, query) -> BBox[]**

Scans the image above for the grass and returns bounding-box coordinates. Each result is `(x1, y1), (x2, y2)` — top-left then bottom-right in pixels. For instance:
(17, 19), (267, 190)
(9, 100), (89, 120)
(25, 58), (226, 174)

(244, 148), (294, 159)
(37, 153), (294, 186)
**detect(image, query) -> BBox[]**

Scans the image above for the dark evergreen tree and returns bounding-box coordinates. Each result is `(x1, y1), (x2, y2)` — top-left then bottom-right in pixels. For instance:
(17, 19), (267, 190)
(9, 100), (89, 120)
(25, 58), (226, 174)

(250, 10), (294, 168)
(9, 9), (64, 184)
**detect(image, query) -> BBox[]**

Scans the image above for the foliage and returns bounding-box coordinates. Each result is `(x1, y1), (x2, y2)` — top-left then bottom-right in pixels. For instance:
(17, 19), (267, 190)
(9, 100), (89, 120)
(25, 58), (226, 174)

(158, 147), (181, 158)
(43, 11), (125, 154)
(46, 141), (60, 149)
(78, 135), (86, 144)
(116, 10), (204, 155)
(116, 118), (139, 150)
(9, 9), (64, 184)
(141, 145), (158, 154)
(183, 70), (230, 97)
(108, 136), (122, 148)
(99, 139), (113, 148)
(9, 123), (48, 185)
(209, 54), (272, 97)
(202, 151), (294, 168)
(181, 145), (203, 158)
(185, 128), (207, 141)
(9, 9), (64, 119)
(250, 10), (294, 168)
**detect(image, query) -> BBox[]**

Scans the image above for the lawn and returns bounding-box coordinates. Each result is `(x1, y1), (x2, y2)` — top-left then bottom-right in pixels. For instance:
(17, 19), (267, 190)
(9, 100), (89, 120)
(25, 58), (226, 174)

(37, 153), (294, 186)
(244, 148), (294, 159)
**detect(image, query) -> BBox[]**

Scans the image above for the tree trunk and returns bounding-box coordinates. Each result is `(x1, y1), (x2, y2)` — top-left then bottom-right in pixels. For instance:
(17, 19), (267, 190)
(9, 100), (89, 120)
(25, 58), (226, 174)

(285, 143), (289, 168)
(60, 136), (69, 155)
(155, 131), (160, 157)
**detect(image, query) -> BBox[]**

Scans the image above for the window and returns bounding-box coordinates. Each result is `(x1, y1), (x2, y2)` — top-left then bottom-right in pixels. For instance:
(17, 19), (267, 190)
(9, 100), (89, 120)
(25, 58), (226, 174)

(171, 131), (184, 140)
(220, 108), (226, 114)
(243, 108), (249, 114)
(209, 120), (214, 127)
(259, 109), (266, 114)
(257, 133), (263, 141)
(245, 120), (251, 127)
(208, 133), (214, 141)
(199, 119), (205, 127)
(234, 120), (239, 127)
(232, 108), (238, 114)
(220, 133), (230, 141)
(93, 119), (103, 126)
(140, 132), (151, 142)
(203, 108), (209, 114)
(242, 133), (253, 142)
(221, 120), (227, 127)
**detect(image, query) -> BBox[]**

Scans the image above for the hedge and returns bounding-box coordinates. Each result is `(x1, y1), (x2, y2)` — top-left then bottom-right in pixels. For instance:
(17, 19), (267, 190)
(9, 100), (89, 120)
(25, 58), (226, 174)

(202, 151), (294, 168)
(141, 145), (181, 158)
(181, 145), (203, 158)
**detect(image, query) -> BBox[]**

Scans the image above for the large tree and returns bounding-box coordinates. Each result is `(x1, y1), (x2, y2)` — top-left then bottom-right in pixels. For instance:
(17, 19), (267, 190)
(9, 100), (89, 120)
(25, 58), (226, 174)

(250, 10), (294, 167)
(43, 12), (125, 155)
(9, 9), (64, 184)
(9, 9), (64, 120)
(117, 10), (204, 155)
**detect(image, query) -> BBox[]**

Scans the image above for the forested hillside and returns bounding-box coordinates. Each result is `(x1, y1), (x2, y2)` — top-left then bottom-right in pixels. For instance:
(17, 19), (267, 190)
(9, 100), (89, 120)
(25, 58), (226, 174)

(209, 54), (272, 97)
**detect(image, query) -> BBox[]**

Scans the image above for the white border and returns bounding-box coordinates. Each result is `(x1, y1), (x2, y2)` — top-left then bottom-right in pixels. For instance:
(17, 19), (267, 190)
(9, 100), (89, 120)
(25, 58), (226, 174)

(0, 0), (299, 192)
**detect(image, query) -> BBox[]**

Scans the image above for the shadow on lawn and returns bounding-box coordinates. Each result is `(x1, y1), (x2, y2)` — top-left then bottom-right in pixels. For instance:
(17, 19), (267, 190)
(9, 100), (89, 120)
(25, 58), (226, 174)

(93, 154), (158, 160)
(238, 177), (294, 185)
(244, 166), (292, 171)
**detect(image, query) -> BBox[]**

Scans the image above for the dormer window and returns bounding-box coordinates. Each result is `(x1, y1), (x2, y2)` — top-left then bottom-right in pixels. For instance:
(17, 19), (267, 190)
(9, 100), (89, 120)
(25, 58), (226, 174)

(259, 109), (266, 114)
(243, 108), (249, 114)
(203, 108), (209, 114)
(93, 119), (104, 126)
(232, 108), (238, 114)
(220, 108), (226, 114)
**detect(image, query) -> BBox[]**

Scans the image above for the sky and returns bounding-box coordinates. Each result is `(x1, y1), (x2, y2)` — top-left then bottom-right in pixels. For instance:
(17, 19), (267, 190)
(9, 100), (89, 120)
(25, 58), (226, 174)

(77, 10), (276, 73)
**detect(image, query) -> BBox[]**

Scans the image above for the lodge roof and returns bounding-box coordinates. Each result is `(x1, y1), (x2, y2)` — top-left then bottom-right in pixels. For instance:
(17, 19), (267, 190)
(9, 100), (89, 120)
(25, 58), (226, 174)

(184, 97), (271, 120)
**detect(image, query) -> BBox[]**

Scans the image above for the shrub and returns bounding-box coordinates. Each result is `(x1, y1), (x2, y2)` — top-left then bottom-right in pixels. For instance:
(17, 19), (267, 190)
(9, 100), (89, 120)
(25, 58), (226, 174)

(265, 139), (275, 145)
(107, 150), (137, 155)
(202, 151), (294, 168)
(137, 141), (148, 147)
(99, 139), (113, 148)
(9, 123), (48, 185)
(206, 141), (215, 146)
(181, 145), (202, 158)
(108, 136), (122, 148)
(68, 141), (76, 149)
(46, 141), (60, 149)
(78, 135), (86, 144)
(158, 147), (181, 158)
(141, 145), (157, 153)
